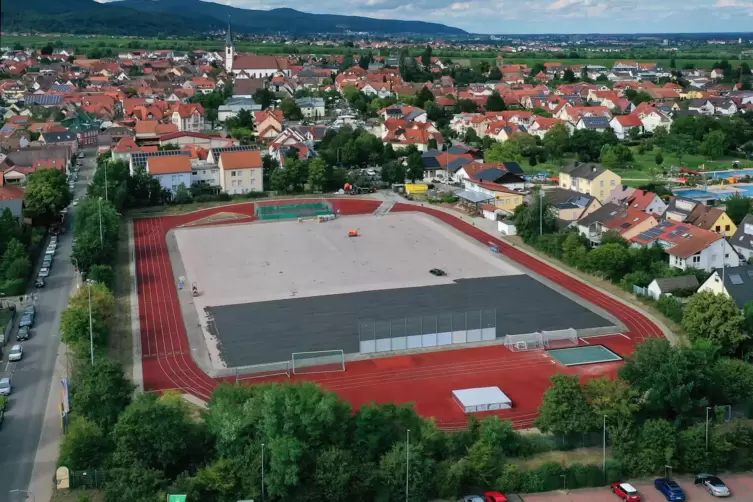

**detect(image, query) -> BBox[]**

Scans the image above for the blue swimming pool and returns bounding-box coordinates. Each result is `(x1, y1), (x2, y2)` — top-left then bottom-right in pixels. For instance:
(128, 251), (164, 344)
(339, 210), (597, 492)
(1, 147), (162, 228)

(706, 169), (753, 180)
(674, 186), (753, 201)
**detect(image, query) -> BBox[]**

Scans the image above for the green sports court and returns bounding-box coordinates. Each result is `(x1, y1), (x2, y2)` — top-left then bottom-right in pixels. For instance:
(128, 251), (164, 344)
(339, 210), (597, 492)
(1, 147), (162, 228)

(547, 344), (623, 366)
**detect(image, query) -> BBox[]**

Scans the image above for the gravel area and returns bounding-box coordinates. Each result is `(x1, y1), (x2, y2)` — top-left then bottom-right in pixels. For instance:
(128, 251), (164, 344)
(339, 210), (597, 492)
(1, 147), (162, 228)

(173, 212), (522, 308)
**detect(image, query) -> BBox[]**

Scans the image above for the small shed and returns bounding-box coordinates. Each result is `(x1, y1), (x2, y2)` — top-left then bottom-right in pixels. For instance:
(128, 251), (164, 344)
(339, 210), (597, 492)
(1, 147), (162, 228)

(647, 275), (699, 300)
(452, 386), (512, 413)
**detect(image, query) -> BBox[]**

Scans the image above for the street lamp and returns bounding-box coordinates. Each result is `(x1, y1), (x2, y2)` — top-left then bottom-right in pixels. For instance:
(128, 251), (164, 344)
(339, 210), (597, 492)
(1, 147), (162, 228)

(9, 490), (35, 502)
(261, 443), (265, 502)
(405, 429), (410, 502)
(539, 188), (544, 235)
(602, 415), (607, 475)
(98, 197), (103, 248)
(71, 257), (80, 289)
(87, 279), (95, 365)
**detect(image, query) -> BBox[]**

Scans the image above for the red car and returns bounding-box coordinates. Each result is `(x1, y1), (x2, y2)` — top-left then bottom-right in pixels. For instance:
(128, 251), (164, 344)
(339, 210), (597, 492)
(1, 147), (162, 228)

(485, 492), (507, 502)
(612, 482), (641, 502)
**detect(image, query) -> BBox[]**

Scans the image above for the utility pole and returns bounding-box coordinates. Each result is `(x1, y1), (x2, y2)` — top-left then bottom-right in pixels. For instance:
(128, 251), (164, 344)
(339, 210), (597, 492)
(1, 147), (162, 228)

(602, 415), (607, 475)
(405, 429), (410, 502)
(705, 406), (712, 452)
(88, 281), (94, 365)
(104, 163), (108, 202)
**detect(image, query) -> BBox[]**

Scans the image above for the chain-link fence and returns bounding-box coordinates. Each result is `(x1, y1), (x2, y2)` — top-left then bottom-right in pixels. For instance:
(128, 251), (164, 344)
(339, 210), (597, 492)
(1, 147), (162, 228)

(358, 308), (497, 354)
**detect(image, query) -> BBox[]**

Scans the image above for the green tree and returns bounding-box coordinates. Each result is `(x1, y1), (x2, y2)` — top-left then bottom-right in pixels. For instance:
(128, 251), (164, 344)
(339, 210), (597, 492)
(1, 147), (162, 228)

(585, 377), (640, 430)
(406, 152), (424, 182)
(88, 264), (114, 289)
(600, 144), (634, 169)
(513, 192), (557, 241)
(635, 419), (677, 475)
(682, 291), (745, 354)
(378, 442), (435, 502)
(104, 467), (166, 502)
(724, 195), (751, 225)
(280, 98), (303, 120)
(655, 151), (664, 166)
(174, 183), (193, 205)
(58, 416), (112, 469)
(484, 141), (523, 163)
(421, 46), (432, 68)
(652, 126), (669, 147)
(307, 157), (328, 191)
(543, 123), (570, 159)
(535, 375), (596, 436)
(60, 304), (109, 359)
(711, 358), (753, 405)
(24, 168), (72, 223)
(620, 338), (714, 422)
(699, 130), (727, 159)
(561, 231), (589, 268)
(72, 198), (121, 273)
(113, 393), (206, 478)
(253, 88), (276, 110)
(71, 359), (134, 430)
(664, 133), (695, 165)
(486, 91), (506, 112)
(381, 161), (406, 185)
(584, 243), (632, 281)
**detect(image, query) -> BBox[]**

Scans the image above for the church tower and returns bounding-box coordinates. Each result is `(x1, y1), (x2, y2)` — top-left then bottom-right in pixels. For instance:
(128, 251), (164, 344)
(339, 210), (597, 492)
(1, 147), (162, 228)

(225, 17), (235, 73)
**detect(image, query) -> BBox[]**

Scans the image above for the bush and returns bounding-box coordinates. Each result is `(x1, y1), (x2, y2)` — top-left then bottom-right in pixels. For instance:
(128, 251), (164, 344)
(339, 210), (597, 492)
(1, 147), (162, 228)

(656, 295), (684, 324)
(0, 278), (26, 296)
(0, 395), (7, 411)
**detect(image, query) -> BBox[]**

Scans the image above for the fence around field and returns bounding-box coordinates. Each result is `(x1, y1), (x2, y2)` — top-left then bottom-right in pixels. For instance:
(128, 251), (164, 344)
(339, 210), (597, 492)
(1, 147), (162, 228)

(255, 201), (333, 220)
(358, 309), (497, 354)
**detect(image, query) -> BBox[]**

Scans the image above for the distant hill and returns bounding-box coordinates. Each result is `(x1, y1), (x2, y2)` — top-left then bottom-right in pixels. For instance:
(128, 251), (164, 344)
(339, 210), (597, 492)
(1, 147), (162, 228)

(1, 0), (466, 36)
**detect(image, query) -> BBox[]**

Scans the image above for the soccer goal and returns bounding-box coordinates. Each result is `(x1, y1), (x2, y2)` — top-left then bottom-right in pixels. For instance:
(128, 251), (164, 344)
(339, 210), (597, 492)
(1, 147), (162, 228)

(234, 361), (292, 383)
(541, 328), (579, 349)
(504, 332), (545, 351)
(291, 350), (346, 375)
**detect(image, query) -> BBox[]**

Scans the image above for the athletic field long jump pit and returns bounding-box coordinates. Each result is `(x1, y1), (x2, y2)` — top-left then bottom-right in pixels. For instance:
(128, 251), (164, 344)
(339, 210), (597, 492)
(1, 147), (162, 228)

(172, 212), (616, 369)
(547, 345), (623, 366)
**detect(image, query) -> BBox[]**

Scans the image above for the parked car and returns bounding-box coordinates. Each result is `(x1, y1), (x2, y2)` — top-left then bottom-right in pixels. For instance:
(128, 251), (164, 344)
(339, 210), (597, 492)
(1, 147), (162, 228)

(8, 345), (23, 362)
(50, 236), (58, 245)
(45, 246), (56, 255)
(23, 305), (35, 317)
(612, 482), (641, 502)
(0, 378), (11, 396)
(20, 313), (34, 328)
(695, 474), (731, 497)
(72, 198), (79, 206)
(655, 478), (686, 501)
(39, 267), (50, 278)
(42, 258), (52, 269)
(464, 497), (484, 502)
(78, 151), (85, 159)
(17, 326), (30, 341)
(35, 277), (45, 288)
(484, 493), (508, 502)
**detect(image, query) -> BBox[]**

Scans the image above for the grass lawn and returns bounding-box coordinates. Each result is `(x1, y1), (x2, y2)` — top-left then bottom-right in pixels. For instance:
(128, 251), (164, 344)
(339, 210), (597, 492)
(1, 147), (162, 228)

(630, 147), (744, 172)
(51, 489), (105, 502)
(512, 447), (611, 469)
(109, 224), (133, 373)
(0, 309), (13, 328)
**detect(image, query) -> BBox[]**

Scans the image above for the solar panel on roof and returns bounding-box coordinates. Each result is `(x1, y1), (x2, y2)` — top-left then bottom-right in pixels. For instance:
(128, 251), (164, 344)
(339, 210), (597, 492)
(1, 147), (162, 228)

(210, 145), (260, 156)
(660, 221), (673, 227)
(676, 225), (689, 232)
(131, 150), (190, 167)
(729, 274), (744, 285)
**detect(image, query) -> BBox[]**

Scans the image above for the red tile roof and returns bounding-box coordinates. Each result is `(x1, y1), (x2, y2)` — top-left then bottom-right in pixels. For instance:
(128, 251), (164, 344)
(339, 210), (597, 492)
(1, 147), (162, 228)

(147, 155), (191, 175)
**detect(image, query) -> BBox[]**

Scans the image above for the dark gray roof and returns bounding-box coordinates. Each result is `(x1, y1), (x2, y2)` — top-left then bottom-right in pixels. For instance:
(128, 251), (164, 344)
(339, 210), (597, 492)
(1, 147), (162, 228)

(560, 162), (608, 181)
(577, 202), (623, 227)
(731, 214), (753, 252)
(580, 116), (611, 129)
(448, 157), (472, 173)
(422, 156), (441, 169)
(712, 265), (753, 308)
(651, 275), (699, 292)
(41, 131), (76, 143)
(544, 187), (597, 207)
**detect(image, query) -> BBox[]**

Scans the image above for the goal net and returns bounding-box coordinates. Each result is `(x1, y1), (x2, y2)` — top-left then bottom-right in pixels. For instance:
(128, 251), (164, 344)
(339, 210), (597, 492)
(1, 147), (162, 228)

(542, 328), (579, 348)
(233, 361), (292, 383)
(504, 332), (545, 351)
(291, 350), (346, 375)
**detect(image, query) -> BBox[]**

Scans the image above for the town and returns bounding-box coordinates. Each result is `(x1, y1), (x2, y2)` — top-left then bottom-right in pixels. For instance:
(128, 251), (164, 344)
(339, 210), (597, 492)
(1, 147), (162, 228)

(0, 26), (753, 502)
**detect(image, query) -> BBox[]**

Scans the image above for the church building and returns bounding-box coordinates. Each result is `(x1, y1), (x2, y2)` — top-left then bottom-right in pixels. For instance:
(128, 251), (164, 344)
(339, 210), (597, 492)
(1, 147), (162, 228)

(224, 21), (291, 79)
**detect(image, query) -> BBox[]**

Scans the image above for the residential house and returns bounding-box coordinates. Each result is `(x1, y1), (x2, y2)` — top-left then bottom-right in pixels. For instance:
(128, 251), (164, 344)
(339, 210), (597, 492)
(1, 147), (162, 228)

(609, 114), (644, 140)
(170, 103), (205, 132)
(0, 125), (31, 150)
(0, 176), (24, 218)
(646, 276), (700, 300)
(730, 214), (753, 261)
(39, 131), (78, 153)
(577, 203), (659, 245)
(697, 264), (753, 308)
(111, 136), (142, 163)
(454, 162), (525, 190)
(134, 121), (180, 142)
(574, 116), (612, 132)
(458, 178), (524, 214)
(558, 162), (621, 203)
(544, 187), (602, 225)
(663, 196), (737, 237)
(632, 103), (673, 133)
(218, 98), (261, 122)
(687, 99), (715, 115)
(218, 150), (263, 194)
(295, 97), (325, 119)
(254, 109), (284, 143)
(146, 155), (192, 194)
(631, 219), (739, 272)
(624, 189), (668, 216)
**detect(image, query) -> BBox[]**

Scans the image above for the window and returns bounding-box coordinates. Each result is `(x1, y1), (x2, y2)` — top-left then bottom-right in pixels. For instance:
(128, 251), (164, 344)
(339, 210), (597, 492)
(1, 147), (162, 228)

(610, 180), (616, 186)
(231, 180), (237, 187)
(725, 225), (730, 231)
(715, 226), (721, 232)
(692, 255), (701, 264)
(231, 171), (236, 177)
(600, 180), (604, 187)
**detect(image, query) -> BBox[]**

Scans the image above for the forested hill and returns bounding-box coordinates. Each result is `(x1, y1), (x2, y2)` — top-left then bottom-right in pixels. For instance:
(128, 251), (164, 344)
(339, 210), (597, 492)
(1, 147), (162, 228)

(1, 0), (466, 36)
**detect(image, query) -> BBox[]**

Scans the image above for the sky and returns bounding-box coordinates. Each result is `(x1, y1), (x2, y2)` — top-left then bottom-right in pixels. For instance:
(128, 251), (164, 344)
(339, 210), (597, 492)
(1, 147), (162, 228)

(102, 0), (753, 34)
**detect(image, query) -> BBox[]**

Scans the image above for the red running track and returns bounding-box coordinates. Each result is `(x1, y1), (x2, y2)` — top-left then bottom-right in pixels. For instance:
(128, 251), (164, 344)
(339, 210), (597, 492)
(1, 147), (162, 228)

(133, 199), (663, 429)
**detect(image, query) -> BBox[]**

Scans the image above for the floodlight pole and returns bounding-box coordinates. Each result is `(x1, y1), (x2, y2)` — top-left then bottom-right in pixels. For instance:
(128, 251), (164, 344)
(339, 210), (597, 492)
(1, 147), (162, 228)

(261, 443), (265, 502)
(88, 280), (94, 365)
(602, 415), (607, 474)
(705, 406), (712, 452)
(405, 429), (410, 502)
(539, 188), (544, 235)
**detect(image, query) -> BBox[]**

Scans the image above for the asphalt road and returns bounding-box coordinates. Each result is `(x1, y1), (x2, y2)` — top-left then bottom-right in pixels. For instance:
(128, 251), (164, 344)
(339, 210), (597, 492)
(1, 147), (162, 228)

(0, 150), (95, 497)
